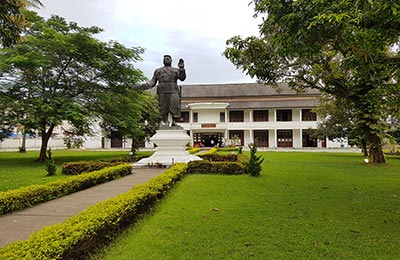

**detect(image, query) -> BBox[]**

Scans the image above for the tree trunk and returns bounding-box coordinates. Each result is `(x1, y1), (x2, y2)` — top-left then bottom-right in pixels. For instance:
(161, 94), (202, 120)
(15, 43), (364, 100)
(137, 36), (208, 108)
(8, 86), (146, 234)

(367, 133), (386, 164)
(361, 139), (368, 157)
(36, 124), (55, 162)
(20, 130), (27, 153)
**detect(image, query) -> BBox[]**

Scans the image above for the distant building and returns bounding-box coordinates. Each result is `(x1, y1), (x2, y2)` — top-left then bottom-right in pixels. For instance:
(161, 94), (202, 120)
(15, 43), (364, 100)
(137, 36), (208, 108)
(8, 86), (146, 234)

(0, 83), (348, 151)
(171, 83), (347, 149)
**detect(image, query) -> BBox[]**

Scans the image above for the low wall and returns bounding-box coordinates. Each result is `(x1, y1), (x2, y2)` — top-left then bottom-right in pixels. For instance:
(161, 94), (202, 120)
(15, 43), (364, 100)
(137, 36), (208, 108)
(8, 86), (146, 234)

(0, 137), (66, 151)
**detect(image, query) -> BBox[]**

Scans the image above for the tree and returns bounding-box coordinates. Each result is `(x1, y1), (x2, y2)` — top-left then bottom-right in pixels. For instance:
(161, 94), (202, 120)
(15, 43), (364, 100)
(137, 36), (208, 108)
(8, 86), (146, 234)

(245, 142), (264, 177)
(312, 95), (369, 157)
(100, 89), (161, 154)
(0, 11), (146, 161)
(224, 0), (400, 164)
(0, 0), (43, 47)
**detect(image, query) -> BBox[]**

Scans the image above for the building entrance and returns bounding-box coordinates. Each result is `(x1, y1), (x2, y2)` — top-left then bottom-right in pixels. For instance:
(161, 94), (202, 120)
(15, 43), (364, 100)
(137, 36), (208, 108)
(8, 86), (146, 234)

(193, 132), (224, 147)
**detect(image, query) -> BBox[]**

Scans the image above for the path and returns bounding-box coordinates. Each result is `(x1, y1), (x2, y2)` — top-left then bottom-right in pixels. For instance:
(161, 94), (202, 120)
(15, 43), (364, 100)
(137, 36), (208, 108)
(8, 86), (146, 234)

(0, 167), (165, 248)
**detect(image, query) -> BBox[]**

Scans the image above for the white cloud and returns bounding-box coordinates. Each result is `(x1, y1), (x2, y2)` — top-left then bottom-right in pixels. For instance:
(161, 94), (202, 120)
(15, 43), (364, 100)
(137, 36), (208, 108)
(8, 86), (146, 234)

(36, 0), (260, 84)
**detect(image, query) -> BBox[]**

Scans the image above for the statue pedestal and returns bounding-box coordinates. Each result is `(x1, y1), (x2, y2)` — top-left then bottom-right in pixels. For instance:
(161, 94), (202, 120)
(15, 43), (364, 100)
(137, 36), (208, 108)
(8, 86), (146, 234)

(133, 126), (202, 167)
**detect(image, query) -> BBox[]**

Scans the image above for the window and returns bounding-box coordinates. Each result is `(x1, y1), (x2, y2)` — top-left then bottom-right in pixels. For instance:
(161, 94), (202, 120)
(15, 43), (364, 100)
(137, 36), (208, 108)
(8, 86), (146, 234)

(253, 110), (269, 122)
(229, 130), (244, 146)
(302, 109), (317, 121)
(277, 130), (293, 147)
(180, 111), (189, 123)
(254, 130), (269, 147)
(193, 112), (198, 123)
(220, 112), (225, 122)
(302, 129), (318, 147)
(276, 110), (292, 121)
(229, 111), (244, 122)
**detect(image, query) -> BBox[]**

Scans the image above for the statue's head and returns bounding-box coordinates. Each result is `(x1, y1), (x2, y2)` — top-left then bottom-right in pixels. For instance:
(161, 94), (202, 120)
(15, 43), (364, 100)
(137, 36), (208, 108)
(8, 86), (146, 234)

(163, 55), (172, 66)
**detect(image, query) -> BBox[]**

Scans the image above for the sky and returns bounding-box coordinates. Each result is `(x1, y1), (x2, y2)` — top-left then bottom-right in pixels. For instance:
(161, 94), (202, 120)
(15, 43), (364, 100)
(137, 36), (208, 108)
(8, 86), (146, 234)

(35, 0), (261, 85)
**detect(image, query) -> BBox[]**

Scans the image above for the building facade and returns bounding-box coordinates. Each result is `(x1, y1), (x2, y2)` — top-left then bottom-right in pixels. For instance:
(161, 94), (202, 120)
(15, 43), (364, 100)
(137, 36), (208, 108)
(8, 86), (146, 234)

(171, 83), (347, 149)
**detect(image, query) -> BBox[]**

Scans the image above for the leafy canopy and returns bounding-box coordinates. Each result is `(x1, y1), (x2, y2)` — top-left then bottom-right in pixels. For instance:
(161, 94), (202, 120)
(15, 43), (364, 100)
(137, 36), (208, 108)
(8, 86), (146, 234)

(0, 11), (148, 160)
(224, 0), (400, 163)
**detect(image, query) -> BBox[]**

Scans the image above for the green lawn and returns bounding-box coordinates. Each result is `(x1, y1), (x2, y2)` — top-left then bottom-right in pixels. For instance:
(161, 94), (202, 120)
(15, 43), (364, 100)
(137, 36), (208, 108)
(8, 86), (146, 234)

(92, 152), (400, 260)
(0, 150), (146, 192)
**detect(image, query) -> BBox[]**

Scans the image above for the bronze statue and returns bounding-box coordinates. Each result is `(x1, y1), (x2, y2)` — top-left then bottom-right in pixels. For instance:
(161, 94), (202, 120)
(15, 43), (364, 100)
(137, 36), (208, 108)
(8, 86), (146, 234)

(138, 55), (186, 126)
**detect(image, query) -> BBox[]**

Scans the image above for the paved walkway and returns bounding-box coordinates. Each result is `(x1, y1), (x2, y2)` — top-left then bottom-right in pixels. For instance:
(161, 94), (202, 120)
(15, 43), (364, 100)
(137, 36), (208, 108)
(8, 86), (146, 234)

(0, 167), (165, 248)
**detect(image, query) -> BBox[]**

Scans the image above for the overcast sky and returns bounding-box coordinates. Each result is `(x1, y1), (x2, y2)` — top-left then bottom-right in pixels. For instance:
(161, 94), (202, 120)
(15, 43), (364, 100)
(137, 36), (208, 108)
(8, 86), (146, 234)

(36, 0), (261, 85)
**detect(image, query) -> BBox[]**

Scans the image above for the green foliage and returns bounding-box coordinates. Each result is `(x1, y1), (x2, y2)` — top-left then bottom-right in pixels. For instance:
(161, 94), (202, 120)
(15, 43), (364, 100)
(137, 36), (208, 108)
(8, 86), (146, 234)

(187, 160), (246, 175)
(0, 1), (43, 47)
(96, 153), (400, 260)
(0, 164), (132, 215)
(0, 11), (147, 161)
(388, 128), (400, 144)
(217, 147), (239, 152)
(199, 153), (238, 162)
(224, 0), (400, 163)
(187, 147), (201, 154)
(0, 163), (186, 260)
(61, 161), (123, 175)
(245, 142), (264, 177)
(197, 147), (218, 156)
(63, 136), (84, 149)
(45, 148), (57, 176)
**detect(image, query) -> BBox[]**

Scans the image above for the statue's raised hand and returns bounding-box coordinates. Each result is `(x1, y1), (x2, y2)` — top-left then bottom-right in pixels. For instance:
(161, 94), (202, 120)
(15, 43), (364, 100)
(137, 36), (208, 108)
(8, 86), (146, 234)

(178, 58), (184, 68)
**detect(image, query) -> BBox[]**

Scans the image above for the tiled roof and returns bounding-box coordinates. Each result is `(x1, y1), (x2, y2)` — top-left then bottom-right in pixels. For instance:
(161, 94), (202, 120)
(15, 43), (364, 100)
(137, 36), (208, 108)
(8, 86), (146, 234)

(179, 83), (320, 109)
(180, 82), (320, 98)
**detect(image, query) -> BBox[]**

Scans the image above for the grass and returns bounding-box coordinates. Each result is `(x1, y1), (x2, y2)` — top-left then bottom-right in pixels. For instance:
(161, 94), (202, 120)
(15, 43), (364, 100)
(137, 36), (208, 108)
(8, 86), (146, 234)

(92, 152), (400, 260)
(0, 150), (152, 192)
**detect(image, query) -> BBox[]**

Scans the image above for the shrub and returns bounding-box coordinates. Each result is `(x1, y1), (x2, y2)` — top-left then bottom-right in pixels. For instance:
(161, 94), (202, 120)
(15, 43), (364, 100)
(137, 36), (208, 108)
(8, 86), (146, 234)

(0, 164), (132, 215)
(199, 153), (237, 162)
(187, 147), (201, 154)
(245, 142), (264, 177)
(61, 161), (122, 175)
(217, 147), (239, 152)
(0, 164), (187, 260)
(187, 160), (245, 175)
(197, 147), (218, 156)
(45, 149), (57, 176)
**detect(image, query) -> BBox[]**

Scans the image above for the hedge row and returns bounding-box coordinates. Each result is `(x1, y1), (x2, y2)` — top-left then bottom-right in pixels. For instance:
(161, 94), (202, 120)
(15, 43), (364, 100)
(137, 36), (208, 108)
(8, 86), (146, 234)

(197, 147), (218, 156)
(186, 160), (246, 175)
(187, 147), (201, 154)
(0, 164), (132, 215)
(199, 153), (237, 162)
(61, 161), (123, 175)
(0, 163), (187, 260)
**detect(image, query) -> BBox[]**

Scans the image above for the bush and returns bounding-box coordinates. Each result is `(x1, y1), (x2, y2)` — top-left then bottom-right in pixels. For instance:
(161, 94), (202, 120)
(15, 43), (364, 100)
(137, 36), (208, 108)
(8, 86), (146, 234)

(217, 147), (239, 152)
(0, 164), (132, 215)
(187, 147), (201, 154)
(61, 161), (122, 175)
(45, 149), (57, 176)
(245, 142), (264, 177)
(187, 160), (245, 175)
(197, 147), (218, 156)
(199, 153), (237, 162)
(0, 164), (187, 260)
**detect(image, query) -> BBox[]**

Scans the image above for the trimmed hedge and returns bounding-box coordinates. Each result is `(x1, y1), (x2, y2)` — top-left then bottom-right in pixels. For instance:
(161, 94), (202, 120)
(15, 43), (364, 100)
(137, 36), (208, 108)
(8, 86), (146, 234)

(197, 147), (218, 156)
(0, 164), (132, 215)
(187, 147), (201, 154)
(199, 153), (237, 162)
(186, 160), (246, 175)
(217, 147), (240, 152)
(61, 161), (123, 175)
(0, 164), (187, 260)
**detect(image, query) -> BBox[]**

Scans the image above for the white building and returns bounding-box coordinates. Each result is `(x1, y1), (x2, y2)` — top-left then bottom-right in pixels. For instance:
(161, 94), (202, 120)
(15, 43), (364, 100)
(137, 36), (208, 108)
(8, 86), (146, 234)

(172, 83), (347, 149)
(0, 83), (348, 151)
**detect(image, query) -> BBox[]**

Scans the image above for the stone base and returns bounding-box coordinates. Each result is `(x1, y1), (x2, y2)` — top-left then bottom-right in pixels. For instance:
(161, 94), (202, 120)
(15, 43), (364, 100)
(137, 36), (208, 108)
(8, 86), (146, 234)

(134, 127), (202, 167)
